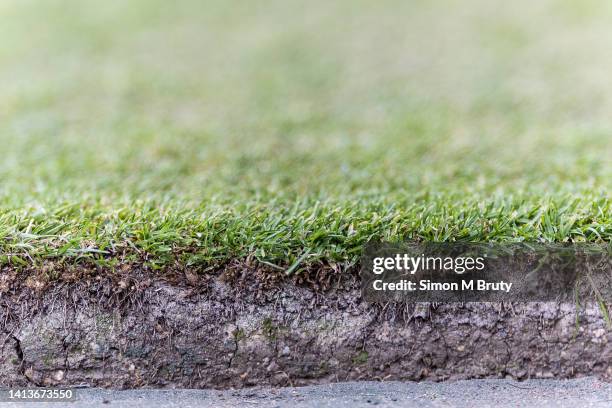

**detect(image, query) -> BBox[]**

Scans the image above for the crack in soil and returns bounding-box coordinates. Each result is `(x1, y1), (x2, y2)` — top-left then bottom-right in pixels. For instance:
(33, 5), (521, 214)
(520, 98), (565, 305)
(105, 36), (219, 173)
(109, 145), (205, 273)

(10, 335), (34, 385)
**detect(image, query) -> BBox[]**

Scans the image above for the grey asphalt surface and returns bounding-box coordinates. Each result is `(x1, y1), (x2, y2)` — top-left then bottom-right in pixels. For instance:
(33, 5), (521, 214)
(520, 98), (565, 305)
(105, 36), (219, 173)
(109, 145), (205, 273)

(1, 378), (611, 408)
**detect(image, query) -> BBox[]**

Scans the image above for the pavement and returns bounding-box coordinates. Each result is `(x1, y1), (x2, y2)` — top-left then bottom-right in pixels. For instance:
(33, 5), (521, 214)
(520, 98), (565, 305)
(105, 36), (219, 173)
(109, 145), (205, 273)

(1, 378), (611, 408)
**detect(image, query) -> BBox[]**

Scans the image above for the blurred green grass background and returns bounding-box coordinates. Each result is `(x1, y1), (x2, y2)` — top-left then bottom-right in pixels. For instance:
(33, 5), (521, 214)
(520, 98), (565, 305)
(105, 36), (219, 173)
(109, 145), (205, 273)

(0, 0), (610, 269)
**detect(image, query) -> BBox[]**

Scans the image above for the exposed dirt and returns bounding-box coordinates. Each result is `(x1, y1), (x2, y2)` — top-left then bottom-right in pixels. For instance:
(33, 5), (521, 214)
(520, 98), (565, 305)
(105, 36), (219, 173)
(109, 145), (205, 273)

(0, 265), (610, 389)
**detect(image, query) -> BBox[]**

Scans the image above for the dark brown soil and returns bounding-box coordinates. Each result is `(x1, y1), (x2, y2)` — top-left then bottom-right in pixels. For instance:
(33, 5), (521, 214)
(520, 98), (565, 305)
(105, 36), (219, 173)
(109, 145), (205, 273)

(0, 265), (610, 389)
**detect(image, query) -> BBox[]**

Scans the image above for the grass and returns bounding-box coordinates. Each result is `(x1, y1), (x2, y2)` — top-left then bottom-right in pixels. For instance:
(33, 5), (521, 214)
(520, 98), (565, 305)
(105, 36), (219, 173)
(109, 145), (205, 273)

(0, 0), (611, 272)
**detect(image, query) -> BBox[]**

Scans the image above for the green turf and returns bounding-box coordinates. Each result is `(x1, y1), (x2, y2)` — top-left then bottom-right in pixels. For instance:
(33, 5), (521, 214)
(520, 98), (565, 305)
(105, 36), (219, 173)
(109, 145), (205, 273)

(1, 0), (611, 271)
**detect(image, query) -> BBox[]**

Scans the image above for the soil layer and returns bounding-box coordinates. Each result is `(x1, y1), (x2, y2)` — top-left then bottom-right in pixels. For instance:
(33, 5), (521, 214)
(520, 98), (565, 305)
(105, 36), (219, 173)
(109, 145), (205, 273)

(0, 267), (610, 388)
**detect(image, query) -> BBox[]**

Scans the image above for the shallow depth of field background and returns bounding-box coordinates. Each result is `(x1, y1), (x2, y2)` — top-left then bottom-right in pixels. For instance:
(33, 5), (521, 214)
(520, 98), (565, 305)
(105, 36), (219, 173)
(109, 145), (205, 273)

(0, 0), (610, 267)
